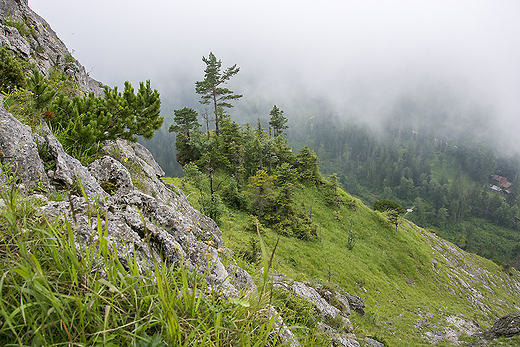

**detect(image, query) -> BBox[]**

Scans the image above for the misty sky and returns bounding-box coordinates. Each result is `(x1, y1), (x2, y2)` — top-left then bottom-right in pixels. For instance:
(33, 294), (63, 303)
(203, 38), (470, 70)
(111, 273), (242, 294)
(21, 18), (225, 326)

(29, 0), (520, 148)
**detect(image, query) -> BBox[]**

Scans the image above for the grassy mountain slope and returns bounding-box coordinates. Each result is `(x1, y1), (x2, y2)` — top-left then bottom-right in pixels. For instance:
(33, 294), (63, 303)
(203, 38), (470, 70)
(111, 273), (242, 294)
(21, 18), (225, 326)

(165, 176), (520, 346)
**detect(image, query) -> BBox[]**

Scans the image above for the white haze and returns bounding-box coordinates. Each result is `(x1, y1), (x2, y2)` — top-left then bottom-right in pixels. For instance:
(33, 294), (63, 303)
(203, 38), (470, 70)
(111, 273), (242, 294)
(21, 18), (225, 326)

(29, 0), (520, 150)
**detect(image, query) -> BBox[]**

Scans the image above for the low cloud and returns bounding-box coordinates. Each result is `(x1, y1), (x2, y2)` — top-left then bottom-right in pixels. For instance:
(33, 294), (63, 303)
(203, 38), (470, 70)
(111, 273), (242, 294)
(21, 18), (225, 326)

(30, 0), (520, 151)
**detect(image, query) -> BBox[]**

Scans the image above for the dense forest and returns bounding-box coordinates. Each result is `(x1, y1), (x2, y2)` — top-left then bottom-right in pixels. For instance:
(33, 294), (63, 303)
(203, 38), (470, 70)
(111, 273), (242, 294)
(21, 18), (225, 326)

(138, 52), (520, 269)
(295, 111), (520, 267)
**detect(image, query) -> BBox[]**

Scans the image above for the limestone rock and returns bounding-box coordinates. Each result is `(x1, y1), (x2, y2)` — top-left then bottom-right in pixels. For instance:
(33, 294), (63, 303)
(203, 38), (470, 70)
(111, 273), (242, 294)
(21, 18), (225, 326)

(335, 293), (351, 316)
(0, 106), (49, 190)
(42, 126), (107, 200)
(227, 264), (257, 292)
(318, 323), (360, 347)
(266, 306), (301, 347)
(292, 281), (342, 318)
(345, 292), (365, 315)
(102, 139), (223, 248)
(0, 0), (103, 96)
(132, 141), (165, 177)
(483, 313), (520, 339)
(88, 156), (133, 193)
(363, 338), (385, 347)
(334, 336), (361, 347)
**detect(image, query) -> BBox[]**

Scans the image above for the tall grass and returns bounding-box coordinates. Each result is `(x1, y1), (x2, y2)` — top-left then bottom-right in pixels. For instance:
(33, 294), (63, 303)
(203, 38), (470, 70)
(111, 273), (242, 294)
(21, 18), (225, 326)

(0, 180), (282, 346)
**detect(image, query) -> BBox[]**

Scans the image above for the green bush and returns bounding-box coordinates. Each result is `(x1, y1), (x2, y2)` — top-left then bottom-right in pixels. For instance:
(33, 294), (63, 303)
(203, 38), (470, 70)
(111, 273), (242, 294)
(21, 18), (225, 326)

(373, 199), (405, 214)
(2, 16), (32, 39)
(0, 46), (26, 93)
(238, 236), (261, 264)
(48, 80), (162, 147)
(272, 288), (319, 328)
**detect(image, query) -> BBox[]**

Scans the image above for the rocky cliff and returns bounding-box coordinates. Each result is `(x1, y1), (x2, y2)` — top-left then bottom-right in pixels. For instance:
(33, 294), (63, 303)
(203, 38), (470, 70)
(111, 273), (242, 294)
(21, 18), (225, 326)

(1, 1), (520, 346)
(0, 0), (103, 95)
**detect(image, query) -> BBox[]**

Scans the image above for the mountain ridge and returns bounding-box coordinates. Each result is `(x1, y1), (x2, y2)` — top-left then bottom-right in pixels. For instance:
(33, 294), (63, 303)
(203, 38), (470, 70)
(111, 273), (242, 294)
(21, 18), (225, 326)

(0, 1), (520, 345)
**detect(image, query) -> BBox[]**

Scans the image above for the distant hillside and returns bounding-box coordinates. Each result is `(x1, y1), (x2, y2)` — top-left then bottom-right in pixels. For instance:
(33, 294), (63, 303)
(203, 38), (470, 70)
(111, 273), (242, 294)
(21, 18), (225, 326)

(293, 114), (520, 270)
(167, 175), (520, 346)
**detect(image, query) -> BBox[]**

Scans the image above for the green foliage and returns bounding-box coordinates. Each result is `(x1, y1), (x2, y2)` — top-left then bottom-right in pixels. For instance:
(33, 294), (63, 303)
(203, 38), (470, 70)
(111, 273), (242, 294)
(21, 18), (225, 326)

(2, 15), (35, 40)
(27, 69), (57, 110)
(169, 107), (200, 138)
(0, 182), (280, 346)
(2, 61), (162, 166)
(217, 177), (520, 346)
(274, 162), (300, 186)
(238, 236), (261, 264)
(373, 199), (405, 214)
(346, 216), (357, 250)
(272, 287), (318, 328)
(268, 105), (288, 137)
(48, 80), (163, 163)
(296, 145), (321, 184)
(274, 212), (319, 241)
(64, 53), (75, 64)
(325, 173), (344, 208)
(170, 56), (328, 243)
(100, 181), (118, 195)
(195, 52), (242, 133)
(0, 46), (26, 93)
(220, 176), (246, 209)
(244, 214), (266, 234)
(247, 169), (276, 218)
(36, 140), (56, 171)
(182, 163), (226, 225)
(295, 114), (520, 265)
(169, 107), (202, 166)
(387, 209), (400, 232)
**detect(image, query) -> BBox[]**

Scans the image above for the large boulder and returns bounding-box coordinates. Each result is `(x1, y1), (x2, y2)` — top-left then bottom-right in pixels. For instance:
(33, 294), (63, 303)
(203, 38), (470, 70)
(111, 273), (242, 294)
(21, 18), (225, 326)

(483, 313), (520, 339)
(43, 125), (107, 200)
(101, 139), (224, 248)
(0, 106), (49, 189)
(88, 156), (134, 193)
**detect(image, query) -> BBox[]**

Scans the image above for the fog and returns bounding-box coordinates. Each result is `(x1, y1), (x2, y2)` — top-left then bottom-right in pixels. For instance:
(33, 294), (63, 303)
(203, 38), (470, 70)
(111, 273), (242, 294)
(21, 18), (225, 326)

(29, 0), (520, 150)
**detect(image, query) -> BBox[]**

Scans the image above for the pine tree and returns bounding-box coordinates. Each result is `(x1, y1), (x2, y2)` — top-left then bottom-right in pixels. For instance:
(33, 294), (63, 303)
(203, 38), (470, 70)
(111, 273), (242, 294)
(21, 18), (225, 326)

(48, 80), (163, 158)
(169, 107), (202, 166)
(27, 70), (56, 110)
(247, 169), (275, 218)
(388, 209), (400, 232)
(268, 105), (288, 137)
(195, 52), (242, 135)
(296, 146), (320, 184)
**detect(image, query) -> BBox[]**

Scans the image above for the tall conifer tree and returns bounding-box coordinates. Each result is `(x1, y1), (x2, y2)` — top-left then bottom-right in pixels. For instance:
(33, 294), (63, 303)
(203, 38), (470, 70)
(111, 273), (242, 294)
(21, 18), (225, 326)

(195, 52), (242, 134)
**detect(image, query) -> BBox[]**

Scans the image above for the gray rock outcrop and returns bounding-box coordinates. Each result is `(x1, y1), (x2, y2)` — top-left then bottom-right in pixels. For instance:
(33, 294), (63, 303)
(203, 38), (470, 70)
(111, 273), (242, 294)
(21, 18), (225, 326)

(43, 125), (108, 199)
(335, 293), (352, 316)
(0, 103), (237, 297)
(291, 281), (354, 333)
(226, 264), (257, 293)
(88, 156), (134, 192)
(483, 313), (520, 339)
(0, 106), (49, 189)
(0, 0), (103, 95)
(266, 306), (301, 347)
(318, 323), (360, 347)
(292, 281), (343, 318)
(345, 292), (365, 315)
